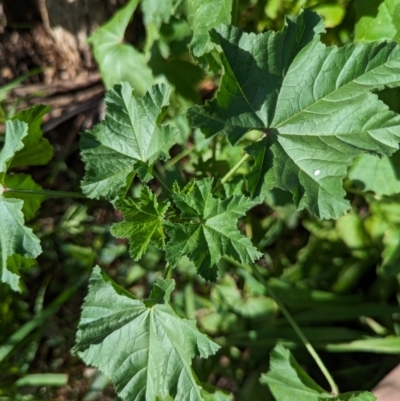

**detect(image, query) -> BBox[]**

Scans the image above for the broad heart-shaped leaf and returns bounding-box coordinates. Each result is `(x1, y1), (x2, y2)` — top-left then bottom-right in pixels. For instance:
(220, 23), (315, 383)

(188, 9), (400, 219)
(73, 266), (220, 401)
(111, 187), (169, 260)
(80, 83), (178, 200)
(88, 0), (154, 93)
(10, 105), (53, 168)
(260, 344), (376, 401)
(165, 178), (262, 281)
(0, 197), (42, 292)
(354, 0), (400, 43)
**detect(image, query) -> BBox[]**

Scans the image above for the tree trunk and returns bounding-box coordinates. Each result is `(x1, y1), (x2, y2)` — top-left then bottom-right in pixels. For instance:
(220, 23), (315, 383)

(0, 0), (127, 84)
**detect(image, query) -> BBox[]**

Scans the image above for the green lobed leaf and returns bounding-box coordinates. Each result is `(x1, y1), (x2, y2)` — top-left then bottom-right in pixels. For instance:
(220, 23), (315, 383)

(0, 120), (28, 173)
(187, 0), (233, 58)
(141, 0), (176, 52)
(165, 178), (262, 281)
(10, 104), (53, 167)
(188, 9), (400, 219)
(354, 0), (400, 43)
(0, 114), (44, 291)
(0, 197), (42, 292)
(73, 266), (220, 401)
(348, 151), (400, 196)
(111, 187), (169, 260)
(351, 0), (400, 197)
(80, 83), (178, 200)
(260, 344), (376, 401)
(188, 9), (325, 142)
(261, 344), (328, 401)
(88, 0), (154, 93)
(3, 174), (44, 221)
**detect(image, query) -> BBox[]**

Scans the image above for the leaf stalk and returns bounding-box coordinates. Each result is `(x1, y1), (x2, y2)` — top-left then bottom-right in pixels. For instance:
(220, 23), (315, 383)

(4, 187), (87, 199)
(213, 153), (250, 192)
(249, 263), (340, 396)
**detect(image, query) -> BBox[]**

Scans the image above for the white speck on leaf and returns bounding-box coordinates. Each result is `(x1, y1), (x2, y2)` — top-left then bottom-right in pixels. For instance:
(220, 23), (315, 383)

(314, 170), (320, 176)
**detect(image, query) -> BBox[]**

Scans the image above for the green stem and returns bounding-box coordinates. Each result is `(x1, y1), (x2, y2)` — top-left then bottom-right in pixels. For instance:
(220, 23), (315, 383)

(164, 147), (193, 170)
(4, 187), (87, 199)
(163, 263), (172, 279)
(153, 169), (172, 194)
(249, 264), (339, 396)
(232, 0), (239, 25)
(121, 172), (136, 199)
(213, 153), (250, 192)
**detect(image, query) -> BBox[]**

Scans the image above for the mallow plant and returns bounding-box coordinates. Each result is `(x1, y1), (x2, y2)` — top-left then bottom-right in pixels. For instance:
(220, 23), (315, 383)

(2, 8), (400, 401)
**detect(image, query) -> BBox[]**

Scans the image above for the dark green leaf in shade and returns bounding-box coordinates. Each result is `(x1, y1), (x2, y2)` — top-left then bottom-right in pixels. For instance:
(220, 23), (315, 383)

(88, 0), (154, 93)
(73, 266), (220, 401)
(260, 344), (376, 401)
(80, 83), (178, 200)
(165, 178), (261, 281)
(3, 174), (44, 221)
(245, 135), (272, 198)
(0, 116), (43, 291)
(111, 187), (169, 260)
(188, 9), (400, 219)
(10, 105), (53, 167)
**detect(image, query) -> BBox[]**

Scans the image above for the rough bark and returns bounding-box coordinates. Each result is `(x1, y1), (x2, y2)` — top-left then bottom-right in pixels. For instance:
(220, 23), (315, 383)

(0, 0), (127, 84)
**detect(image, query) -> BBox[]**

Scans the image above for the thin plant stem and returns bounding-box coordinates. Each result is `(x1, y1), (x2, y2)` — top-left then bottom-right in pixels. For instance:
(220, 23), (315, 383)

(121, 172), (136, 199)
(153, 169), (172, 194)
(213, 153), (250, 192)
(249, 263), (339, 396)
(163, 263), (172, 279)
(164, 147), (193, 170)
(212, 138), (217, 161)
(232, 0), (239, 26)
(3, 187), (87, 199)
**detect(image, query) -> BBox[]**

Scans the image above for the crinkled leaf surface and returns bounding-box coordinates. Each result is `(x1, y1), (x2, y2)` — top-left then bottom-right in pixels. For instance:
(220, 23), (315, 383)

(261, 344), (376, 401)
(73, 266), (219, 401)
(10, 105), (53, 167)
(165, 178), (261, 281)
(0, 197), (41, 291)
(111, 187), (169, 260)
(188, 9), (400, 219)
(0, 118), (43, 291)
(80, 83), (178, 200)
(88, 0), (154, 93)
